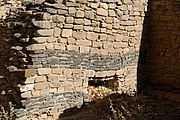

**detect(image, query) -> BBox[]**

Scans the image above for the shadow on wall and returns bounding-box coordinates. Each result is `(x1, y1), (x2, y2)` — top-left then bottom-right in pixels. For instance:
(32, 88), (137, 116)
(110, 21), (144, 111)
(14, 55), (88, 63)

(137, 0), (151, 93)
(147, 0), (180, 91)
(0, 10), (33, 110)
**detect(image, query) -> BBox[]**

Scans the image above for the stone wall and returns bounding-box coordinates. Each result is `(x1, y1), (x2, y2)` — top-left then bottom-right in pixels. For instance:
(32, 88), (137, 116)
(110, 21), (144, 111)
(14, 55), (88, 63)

(148, 0), (180, 90)
(0, 0), (148, 119)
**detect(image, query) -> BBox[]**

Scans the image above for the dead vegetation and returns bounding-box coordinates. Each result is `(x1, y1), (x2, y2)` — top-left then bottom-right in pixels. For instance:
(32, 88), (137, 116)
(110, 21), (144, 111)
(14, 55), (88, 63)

(59, 90), (180, 120)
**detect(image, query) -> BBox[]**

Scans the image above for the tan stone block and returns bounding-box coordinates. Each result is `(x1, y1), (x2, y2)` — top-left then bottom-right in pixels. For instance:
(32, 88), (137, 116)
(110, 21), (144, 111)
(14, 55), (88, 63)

(108, 48), (116, 54)
(84, 19), (91, 25)
(25, 69), (37, 77)
(54, 43), (66, 50)
(64, 24), (73, 28)
(66, 17), (74, 23)
(115, 34), (123, 42)
(49, 81), (62, 88)
(105, 17), (113, 23)
(25, 77), (35, 84)
(99, 34), (107, 40)
(38, 68), (51, 75)
(26, 44), (46, 51)
(95, 71), (108, 77)
(76, 10), (84, 18)
(69, 7), (76, 14)
(84, 70), (95, 77)
(41, 88), (50, 95)
(67, 45), (79, 51)
(97, 8), (108, 16)
(36, 29), (53, 37)
(74, 25), (83, 30)
(63, 69), (72, 76)
(90, 48), (100, 54)
(107, 24), (113, 29)
(33, 21), (52, 29)
(68, 38), (76, 44)
(34, 82), (48, 90)
(53, 27), (61, 37)
(74, 82), (82, 87)
(61, 29), (72, 37)
(108, 10), (116, 17)
(103, 41), (113, 49)
(73, 31), (86, 40)
(35, 76), (46, 83)
(100, 49), (108, 55)
(74, 19), (84, 24)
(86, 32), (98, 40)
(57, 87), (64, 92)
(21, 91), (32, 98)
(84, 26), (93, 31)
(47, 75), (59, 82)
(20, 84), (34, 92)
(58, 38), (68, 43)
(76, 40), (91, 46)
(31, 90), (41, 96)
(80, 46), (90, 53)
(85, 11), (94, 19)
(100, 28), (107, 33)
(49, 88), (57, 93)
(45, 43), (54, 50)
(52, 69), (63, 74)
(116, 69), (125, 76)
(52, 15), (65, 23)
(106, 71), (116, 77)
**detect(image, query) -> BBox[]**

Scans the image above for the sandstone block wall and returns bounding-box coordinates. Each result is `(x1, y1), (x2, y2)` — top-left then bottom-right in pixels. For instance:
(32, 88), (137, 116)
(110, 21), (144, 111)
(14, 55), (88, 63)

(0, 0), (148, 119)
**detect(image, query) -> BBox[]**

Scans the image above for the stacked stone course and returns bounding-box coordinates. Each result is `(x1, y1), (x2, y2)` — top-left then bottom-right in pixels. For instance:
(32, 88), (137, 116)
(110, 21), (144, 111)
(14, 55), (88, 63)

(0, 0), (148, 119)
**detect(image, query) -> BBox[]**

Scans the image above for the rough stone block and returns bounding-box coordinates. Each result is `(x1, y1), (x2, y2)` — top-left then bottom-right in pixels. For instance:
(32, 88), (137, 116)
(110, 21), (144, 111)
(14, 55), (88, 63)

(54, 43), (66, 50)
(21, 91), (32, 98)
(80, 46), (90, 53)
(45, 43), (54, 50)
(86, 32), (98, 40)
(34, 82), (49, 90)
(61, 29), (72, 37)
(20, 84), (34, 92)
(49, 81), (62, 88)
(97, 8), (108, 16)
(66, 17), (74, 23)
(26, 44), (46, 51)
(67, 45), (79, 51)
(35, 76), (47, 83)
(84, 70), (95, 77)
(73, 31), (86, 40)
(54, 27), (61, 37)
(38, 68), (51, 75)
(85, 11), (94, 19)
(74, 19), (84, 24)
(95, 71), (108, 77)
(68, 38), (76, 44)
(33, 21), (52, 28)
(52, 69), (63, 74)
(52, 15), (65, 23)
(25, 77), (35, 84)
(47, 75), (59, 81)
(74, 25), (83, 30)
(36, 29), (53, 37)
(76, 10), (84, 18)
(76, 40), (92, 46)
(108, 10), (116, 17)
(25, 69), (37, 77)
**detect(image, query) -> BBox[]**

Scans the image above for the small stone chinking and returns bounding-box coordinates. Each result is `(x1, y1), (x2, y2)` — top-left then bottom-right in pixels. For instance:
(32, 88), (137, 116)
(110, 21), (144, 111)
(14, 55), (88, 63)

(0, 0), (148, 119)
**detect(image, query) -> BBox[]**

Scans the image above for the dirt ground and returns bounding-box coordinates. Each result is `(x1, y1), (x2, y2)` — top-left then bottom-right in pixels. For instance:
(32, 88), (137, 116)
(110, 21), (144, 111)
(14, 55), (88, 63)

(59, 86), (180, 120)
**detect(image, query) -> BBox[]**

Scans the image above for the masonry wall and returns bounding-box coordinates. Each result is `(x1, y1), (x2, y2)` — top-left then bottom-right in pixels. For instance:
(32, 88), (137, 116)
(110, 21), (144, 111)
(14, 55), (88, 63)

(148, 0), (180, 90)
(0, 0), (148, 119)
